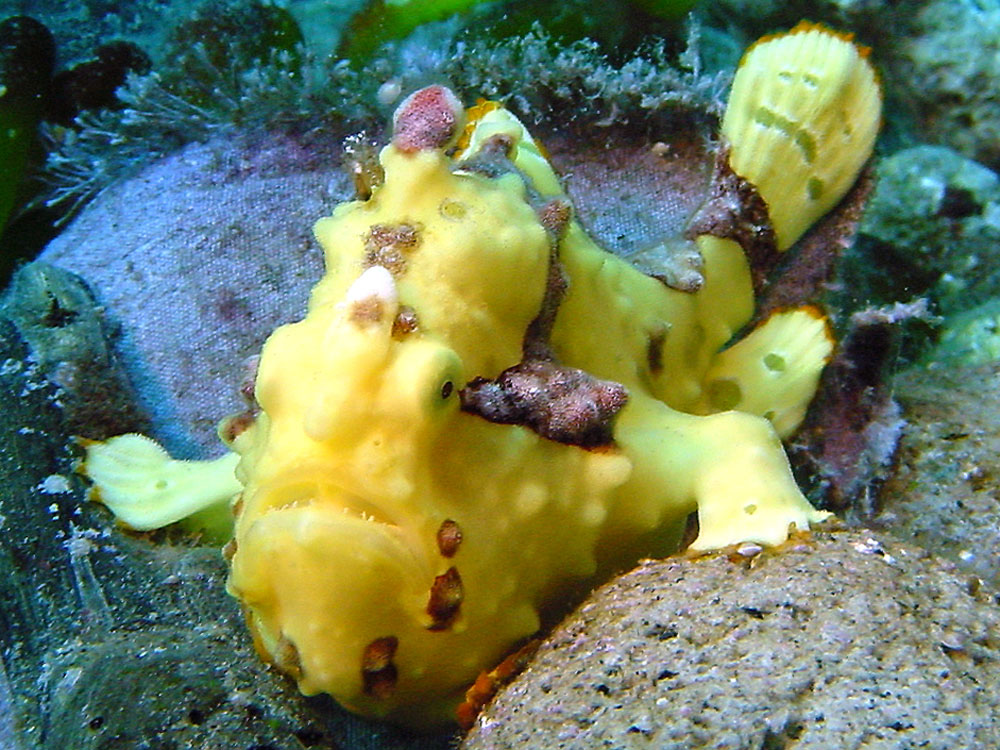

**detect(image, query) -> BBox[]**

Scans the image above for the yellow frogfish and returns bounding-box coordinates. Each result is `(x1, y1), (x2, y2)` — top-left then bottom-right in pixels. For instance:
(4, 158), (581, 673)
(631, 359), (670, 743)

(82, 22), (881, 730)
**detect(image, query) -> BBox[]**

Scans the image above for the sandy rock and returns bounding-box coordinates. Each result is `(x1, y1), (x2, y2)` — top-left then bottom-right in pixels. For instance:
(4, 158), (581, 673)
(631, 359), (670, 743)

(1, 261), (150, 439)
(39, 134), (343, 458)
(879, 362), (1000, 587)
(463, 528), (1000, 750)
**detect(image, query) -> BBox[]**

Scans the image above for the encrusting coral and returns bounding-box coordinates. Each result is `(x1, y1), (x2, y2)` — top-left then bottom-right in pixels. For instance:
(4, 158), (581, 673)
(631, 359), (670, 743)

(82, 22), (881, 730)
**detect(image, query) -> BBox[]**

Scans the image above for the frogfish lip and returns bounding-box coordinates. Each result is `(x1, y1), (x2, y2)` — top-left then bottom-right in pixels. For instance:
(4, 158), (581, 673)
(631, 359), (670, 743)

(235, 468), (406, 529)
(226, 495), (429, 704)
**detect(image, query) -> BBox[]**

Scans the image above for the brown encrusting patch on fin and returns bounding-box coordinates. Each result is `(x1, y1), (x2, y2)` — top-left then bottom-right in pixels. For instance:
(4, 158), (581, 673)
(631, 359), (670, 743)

(436, 519), (463, 557)
(426, 567), (463, 630)
(536, 198), (572, 240)
(361, 636), (399, 699)
(687, 142), (780, 292)
(222, 537), (237, 563)
(755, 165), (875, 318)
(362, 223), (422, 277)
(460, 360), (628, 448)
(789, 302), (913, 514)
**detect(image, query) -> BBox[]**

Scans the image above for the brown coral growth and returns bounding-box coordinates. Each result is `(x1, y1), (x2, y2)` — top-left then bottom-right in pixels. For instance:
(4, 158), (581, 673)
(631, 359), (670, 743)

(461, 360), (628, 448)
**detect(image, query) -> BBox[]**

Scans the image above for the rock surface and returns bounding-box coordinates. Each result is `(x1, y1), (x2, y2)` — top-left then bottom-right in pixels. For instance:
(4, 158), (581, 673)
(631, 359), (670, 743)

(878, 362), (1000, 587)
(850, 145), (1000, 317)
(898, 0), (1000, 170)
(1, 261), (149, 439)
(462, 528), (1000, 750)
(38, 134), (340, 458)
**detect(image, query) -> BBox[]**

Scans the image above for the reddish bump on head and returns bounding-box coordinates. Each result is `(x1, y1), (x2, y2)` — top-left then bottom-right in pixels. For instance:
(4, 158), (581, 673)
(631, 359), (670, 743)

(391, 84), (465, 153)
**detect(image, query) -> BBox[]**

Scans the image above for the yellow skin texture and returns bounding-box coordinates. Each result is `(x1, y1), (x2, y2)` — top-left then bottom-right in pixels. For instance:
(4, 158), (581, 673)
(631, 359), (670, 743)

(227, 135), (836, 726)
(82, 24), (881, 730)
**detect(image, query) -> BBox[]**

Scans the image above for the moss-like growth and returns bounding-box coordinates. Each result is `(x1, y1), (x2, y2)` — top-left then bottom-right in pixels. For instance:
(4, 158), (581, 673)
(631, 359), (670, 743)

(42, 18), (726, 219)
(162, 0), (304, 111)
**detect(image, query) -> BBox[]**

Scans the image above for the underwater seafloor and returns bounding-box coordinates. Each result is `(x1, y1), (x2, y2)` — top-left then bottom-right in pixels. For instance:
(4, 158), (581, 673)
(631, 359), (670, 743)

(4, 0), (1000, 748)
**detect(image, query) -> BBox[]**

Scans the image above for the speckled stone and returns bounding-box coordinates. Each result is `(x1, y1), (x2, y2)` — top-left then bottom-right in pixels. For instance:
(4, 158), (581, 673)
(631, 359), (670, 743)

(879, 362), (1000, 587)
(462, 528), (1000, 750)
(38, 134), (341, 459)
(898, 0), (1000, 170)
(854, 145), (1000, 316)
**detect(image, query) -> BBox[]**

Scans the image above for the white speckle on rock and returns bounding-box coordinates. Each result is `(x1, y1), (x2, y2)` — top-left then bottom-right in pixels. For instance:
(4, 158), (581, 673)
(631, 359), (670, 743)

(64, 532), (96, 558)
(37, 474), (72, 495)
(851, 537), (895, 563)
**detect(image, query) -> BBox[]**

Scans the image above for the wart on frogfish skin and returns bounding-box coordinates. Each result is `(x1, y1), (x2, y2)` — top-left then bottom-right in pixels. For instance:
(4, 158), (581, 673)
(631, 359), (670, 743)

(219, 410), (256, 445)
(426, 566), (463, 630)
(647, 327), (668, 375)
(361, 636), (399, 699)
(390, 305), (419, 337)
(460, 360), (629, 448)
(536, 198), (572, 240)
(362, 222), (422, 276)
(343, 131), (385, 201)
(436, 519), (463, 557)
(343, 264), (398, 326)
